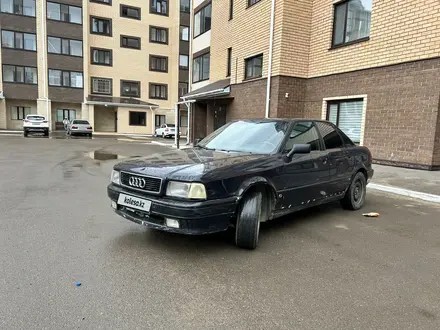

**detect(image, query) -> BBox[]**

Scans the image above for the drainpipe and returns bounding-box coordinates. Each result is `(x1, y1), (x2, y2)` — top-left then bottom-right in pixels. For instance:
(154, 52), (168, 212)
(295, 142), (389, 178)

(41, 1), (50, 128)
(265, 0), (276, 119)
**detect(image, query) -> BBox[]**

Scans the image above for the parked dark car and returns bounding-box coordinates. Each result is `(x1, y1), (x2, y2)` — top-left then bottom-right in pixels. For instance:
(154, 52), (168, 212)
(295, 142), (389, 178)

(107, 119), (374, 249)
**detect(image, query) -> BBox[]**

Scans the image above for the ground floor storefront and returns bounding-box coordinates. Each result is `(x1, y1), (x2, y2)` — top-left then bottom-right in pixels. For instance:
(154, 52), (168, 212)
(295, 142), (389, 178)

(188, 58), (440, 170)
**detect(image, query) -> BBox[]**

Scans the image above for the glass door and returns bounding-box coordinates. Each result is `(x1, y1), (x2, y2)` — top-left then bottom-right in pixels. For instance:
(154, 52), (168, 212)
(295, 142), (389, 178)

(56, 109), (76, 130)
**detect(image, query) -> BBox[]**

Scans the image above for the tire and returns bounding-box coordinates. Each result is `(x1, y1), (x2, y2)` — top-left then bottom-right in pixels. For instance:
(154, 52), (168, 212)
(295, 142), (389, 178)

(235, 191), (263, 250)
(162, 133), (165, 139)
(341, 171), (367, 210)
(44, 129), (49, 137)
(23, 130), (28, 137)
(88, 133), (92, 138)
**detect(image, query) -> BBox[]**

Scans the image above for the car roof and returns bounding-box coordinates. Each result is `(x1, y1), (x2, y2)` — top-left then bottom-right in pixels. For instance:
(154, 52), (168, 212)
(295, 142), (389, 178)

(231, 118), (331, 124)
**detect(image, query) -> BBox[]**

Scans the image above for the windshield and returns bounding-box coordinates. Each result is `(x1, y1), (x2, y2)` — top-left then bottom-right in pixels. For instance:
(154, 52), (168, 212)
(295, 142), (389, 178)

(197, 120), (289, 154)
(73, 120), (90, 125)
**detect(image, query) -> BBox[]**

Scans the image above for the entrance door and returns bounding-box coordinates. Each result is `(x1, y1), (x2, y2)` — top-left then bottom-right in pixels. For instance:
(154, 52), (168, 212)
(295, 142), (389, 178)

(56, 109), (76, 130)
(214, 105), (226, 130)
(114, 111), (118, 132)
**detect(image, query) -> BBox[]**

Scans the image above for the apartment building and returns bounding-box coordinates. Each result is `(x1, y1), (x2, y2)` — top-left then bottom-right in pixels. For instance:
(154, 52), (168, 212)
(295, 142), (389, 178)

(184, 0), (440, 170)
(0, 0), (189, 135)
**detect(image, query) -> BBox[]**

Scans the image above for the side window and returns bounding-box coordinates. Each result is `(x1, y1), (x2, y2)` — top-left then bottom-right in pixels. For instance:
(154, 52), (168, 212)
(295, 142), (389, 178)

(316, 122), (344, 149)
(284, 121), (320, 153)
(338, 128), (356, 147)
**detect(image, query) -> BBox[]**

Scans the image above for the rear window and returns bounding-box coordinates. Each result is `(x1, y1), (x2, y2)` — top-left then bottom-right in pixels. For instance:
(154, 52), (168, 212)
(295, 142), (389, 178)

(167, 124), (175, 127)
(73, 120), (90, 125)
(27, 116), (45, 120)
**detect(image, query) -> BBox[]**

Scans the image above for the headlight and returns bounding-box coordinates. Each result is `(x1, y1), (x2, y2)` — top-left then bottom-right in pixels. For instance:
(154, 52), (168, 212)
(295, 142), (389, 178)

(111, 170), (120, 185)
(166, 181), (207, 199)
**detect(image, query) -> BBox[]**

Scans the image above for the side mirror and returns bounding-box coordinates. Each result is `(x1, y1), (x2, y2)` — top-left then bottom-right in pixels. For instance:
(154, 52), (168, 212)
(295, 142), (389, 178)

(286, 144), (311, 160)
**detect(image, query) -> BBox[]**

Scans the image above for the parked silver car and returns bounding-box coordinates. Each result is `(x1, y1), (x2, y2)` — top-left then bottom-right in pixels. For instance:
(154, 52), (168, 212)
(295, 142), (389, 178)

(67, 119), (93, 137)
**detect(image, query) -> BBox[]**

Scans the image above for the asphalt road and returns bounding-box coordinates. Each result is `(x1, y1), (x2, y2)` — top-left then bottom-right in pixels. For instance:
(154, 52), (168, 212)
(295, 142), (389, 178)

(1, 134), (440, 330)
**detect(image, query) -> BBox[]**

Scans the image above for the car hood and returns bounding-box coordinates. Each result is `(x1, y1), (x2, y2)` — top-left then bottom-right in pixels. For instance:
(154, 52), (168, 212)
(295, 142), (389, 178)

(113, 148), (273, 182)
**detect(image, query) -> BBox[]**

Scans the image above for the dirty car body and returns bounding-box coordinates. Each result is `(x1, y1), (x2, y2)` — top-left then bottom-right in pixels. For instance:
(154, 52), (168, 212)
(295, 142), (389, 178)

(107, 119), (374, 247)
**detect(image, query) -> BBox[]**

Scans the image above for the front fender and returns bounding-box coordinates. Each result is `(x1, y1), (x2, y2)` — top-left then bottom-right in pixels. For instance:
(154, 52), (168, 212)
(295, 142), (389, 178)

(236, 176), (278, 201)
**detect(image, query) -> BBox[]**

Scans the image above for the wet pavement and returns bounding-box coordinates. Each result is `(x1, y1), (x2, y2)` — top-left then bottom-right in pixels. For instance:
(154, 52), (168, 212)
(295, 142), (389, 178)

(1, 135), (440, 329)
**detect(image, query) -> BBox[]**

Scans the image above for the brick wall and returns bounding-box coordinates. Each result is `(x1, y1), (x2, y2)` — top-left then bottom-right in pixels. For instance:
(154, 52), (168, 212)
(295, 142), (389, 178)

(433, 103), (440, 167)
(228, 79), (268, 121)
(308, 0), (440, 77)
(303, 58), (440, 168)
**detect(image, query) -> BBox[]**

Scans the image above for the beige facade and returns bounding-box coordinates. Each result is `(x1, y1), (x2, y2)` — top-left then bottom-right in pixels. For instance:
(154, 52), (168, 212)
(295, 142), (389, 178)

(0, 0), (187, 135)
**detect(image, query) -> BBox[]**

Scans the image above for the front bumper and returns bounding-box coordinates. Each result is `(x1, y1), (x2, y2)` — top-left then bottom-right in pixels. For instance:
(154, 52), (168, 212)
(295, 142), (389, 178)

(107, 184), (237, 235)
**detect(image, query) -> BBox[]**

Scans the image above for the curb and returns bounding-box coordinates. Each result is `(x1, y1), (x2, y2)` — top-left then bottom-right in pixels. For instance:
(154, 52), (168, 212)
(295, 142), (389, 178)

(367, 183), (440, 204)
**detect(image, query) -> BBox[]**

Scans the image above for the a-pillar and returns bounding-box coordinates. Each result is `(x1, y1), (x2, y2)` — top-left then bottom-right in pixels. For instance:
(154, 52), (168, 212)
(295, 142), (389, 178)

(37, 99), (52, 131)
(0, 100), (6, 129)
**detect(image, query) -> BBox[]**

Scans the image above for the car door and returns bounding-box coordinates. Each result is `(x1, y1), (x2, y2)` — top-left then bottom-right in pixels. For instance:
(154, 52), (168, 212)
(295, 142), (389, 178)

(315, 121), (352, 197)
(275, 121), (330, 209)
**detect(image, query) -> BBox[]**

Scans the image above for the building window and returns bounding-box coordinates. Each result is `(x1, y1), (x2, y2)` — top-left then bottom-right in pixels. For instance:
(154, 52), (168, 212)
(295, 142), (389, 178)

(47, 36), (82, 56)
(120, 4), (140, 19)
(151, 0), (168, 16)
(149, 26), (168, 44)
(248, 0), (261, 7)
(244, 54), (262, 79)
(179, 55), (189, 69)
(149, 83), (167, 100)
(229, 0), (233, 19)
(150, 55), (168, 72)
(194, 3), (211, 37)
(180, 26), (189, 41)
(91, 0), (111, 4)
(10, 106), (31, 120)
(91, 77), (112, 95)
(2, 65), (37, 84)
(180, 114), (188, 127)
(327, 99), (363, 144)
(193, 53), (209, 83)
(226, 47), (232, 77)
(91, 48), (112, 66)
(178, 82), (188, 97)
(48, 69), (83, 88)
(121, 35), (140, 49)
(1, 30), (36, 51)
(129, 111), (146, 126)
(155, 114), (165, 127)
(90, 16), (112, 36)
(332, 0), (372, 47)
(47, 2), (82, 24)
(121, 80), (140, 97)
(180, 0), (189, 13)
(0, 0), (36, 17)
(56, 109), (76, 123)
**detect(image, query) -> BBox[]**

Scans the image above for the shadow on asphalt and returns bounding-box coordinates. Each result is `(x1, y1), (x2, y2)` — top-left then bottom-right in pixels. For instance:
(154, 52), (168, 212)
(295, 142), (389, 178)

(111, 199), (366, 254)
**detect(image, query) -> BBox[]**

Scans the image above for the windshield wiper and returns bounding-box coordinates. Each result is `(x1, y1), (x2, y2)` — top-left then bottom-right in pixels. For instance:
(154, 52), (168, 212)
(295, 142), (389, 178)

(196, 145), (215, 151)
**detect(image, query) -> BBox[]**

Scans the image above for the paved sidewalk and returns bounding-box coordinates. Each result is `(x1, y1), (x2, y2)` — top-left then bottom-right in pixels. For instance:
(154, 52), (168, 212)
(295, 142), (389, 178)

(370, 164), (440, 202)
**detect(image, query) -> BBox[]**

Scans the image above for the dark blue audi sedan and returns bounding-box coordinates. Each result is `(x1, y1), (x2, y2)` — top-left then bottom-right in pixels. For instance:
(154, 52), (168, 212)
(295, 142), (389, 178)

(107, 119), (374, 249)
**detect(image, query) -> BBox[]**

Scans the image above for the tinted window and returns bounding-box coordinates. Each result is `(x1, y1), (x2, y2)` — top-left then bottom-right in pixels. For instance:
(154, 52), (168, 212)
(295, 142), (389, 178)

(284, 121), (320, 153)
(316, 122), (344, 149)
(28, 116), (45, 120)
(167, 124), (175, 127)
(338, 129), (356, 147)
(73, 120), (89, 125)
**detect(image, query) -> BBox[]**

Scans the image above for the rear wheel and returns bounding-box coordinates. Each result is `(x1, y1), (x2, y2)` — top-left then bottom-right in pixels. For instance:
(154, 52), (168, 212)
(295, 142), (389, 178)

(162, 133), (165, 139)
(44, 129), (49, 137)
(341, 172), (367, 210)
(23, 130), (28, 137)
(88, 133), (92, 138)
(235, 191), (263, 249)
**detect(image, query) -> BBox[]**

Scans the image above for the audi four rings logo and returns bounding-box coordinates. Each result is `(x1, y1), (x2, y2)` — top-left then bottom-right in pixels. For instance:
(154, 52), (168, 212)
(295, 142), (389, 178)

(128, 176), (146, 188)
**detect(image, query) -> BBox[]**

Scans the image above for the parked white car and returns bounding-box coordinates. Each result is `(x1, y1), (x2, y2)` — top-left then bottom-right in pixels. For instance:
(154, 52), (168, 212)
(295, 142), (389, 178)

(67, 119), (93, 137)
(155, 124), (176, 138)
(23, 114), (49, 137)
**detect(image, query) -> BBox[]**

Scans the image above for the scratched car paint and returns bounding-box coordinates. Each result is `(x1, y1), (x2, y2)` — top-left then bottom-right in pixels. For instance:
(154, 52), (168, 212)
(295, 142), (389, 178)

(107, 119), (374, 249)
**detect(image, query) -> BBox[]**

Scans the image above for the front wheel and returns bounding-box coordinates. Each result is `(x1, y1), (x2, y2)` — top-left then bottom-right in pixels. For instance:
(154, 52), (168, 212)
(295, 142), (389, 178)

(341, 172), (367, 210)
(235, 192), (263, 250)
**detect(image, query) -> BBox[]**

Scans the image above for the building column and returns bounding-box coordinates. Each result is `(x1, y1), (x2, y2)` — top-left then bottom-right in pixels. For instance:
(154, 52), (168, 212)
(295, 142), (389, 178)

(37, 99), (51, 128)
(0, 100), (6, 129)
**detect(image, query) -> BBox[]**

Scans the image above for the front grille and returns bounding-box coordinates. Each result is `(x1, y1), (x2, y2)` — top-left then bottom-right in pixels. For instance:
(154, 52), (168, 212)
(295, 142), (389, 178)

(120, 172), (162, 194)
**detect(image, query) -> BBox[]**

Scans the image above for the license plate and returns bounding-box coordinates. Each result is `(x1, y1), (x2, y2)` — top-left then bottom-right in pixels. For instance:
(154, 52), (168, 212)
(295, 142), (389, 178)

(117, 194), (151, 212)
(32, 123), (40, 125)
